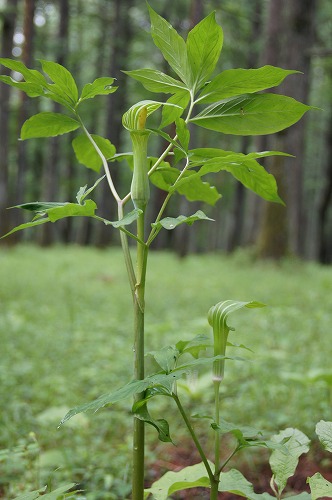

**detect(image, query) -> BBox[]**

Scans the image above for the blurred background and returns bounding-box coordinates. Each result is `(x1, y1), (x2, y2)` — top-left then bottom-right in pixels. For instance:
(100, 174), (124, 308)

(0, 0), (331, 261)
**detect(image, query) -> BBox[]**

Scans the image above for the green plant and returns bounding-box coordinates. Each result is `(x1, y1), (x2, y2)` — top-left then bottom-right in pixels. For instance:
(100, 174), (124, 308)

(0, 5), (319, 499)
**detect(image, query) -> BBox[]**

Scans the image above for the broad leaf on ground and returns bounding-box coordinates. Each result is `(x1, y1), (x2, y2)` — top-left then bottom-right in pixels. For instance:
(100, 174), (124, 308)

(307, 472), (332, 500)
(269, 428), (310, 496)
(144, 462), (211, 500)
(219, 469), (274, 499)
(315, 420), (332, 452)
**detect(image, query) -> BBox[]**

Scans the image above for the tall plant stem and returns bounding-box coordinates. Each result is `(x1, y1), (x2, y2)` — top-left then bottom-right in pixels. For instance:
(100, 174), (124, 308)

(214, 380), (221, 475)
(132, 212), (148, 500)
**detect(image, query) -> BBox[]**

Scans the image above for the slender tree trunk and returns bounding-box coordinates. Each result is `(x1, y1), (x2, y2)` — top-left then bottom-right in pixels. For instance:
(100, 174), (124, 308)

(317, 109), (332, 263)
(0, 0), (19, 241)
(94, 0), (135, 247)
(39, 0), (70, 245)
(256, 0), (316, 259)
(12, 0), (36, 240)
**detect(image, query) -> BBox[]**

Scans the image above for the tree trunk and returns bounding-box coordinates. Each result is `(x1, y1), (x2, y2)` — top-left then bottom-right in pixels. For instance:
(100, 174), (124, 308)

(0, 0), (19, 241)
(94, 0), (135, 247)
(317, 109), (332, 263)
(39, 0), (70, 246)
(256, 0), (316, 259)
(12, 0), (36, 240)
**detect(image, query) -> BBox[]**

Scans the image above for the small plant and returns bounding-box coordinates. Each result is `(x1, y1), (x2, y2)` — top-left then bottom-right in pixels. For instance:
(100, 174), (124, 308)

(0, 5), (321, 499)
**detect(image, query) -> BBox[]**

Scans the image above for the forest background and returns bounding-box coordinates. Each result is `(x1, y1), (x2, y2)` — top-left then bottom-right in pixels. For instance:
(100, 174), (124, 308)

(0, 0), (331, 262)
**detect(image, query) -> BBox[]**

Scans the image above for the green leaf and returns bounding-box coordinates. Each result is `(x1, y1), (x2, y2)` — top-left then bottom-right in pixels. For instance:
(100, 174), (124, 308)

(0, 58), (47, 85)
(133, 403), (173, 443)
(175, 117), (190, 152)
(76, 176), (105, 204)
(192, 154), (284, 204)
(219, 469), (274, 499)
(269, 428), (310, 496)
(146, 345), (179, 373)
(10, 202), (67, 212)
(160, 89), (190, 128)
(213, 418), (262, 439)
(13, 483), (77, 500)
(47, 200), (97, 222)
(61, 356), (227, 424)
(79, 77), (117, 103)
(144, 462), (211, 500)
(187, 12), (223, 92)
(39, 59), (78, 104)
(198, 66), (300, 103)
(190, 93), (312, 135)
(72, 134), (116, 172)
(151, 210), (214, 231)
(315, 420), (332, 452)
(1, 217), (50, 239)
(21, 112), (80, 140)
(123, 69), (186, 94)
(98, 208), (143, 228)
(148, 4), (190, 87)
(150, 165), (221, 206)
(307, 472), (332, 500)
(176, 334), (212, 359)
(0, 75), (44, 97)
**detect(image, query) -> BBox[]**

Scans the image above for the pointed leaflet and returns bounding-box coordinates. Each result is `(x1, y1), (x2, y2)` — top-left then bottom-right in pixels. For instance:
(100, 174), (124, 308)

(307, 472), (332, 500)
(0, 76), (44, 98)
(72, 134), (116, 172)
(190, 93), (312, 135)
(21, 112), (80, 139)
(219, 469), (274, 499)
(61, 356), (227, 424)
(315, 420), (332, 452)
(148, 4), (191, 87)
(146, 345), (179, 373)
(1, 217), (51, 239)
(78, 77), (117, 103)
(123, 69), (186, 94)
(133, 404), (173, 443)
(150, 165), (221, 206)
(160, 89), (190, 128)
(187, 12), (223, 92)
(151, 211), (213, 231)
(76, 176), (105, 204)
(144, 462), (211, 500)
(269, 428), (310, 496)
(195, 154), (284, 204)
(39, 59), (78, 105)
(198, 66), (300, 103)
(0, 58), (47, 85)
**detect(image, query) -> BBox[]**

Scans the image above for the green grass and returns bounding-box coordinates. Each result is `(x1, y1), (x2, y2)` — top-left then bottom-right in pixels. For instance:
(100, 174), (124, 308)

(0, 245), (331, 498)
